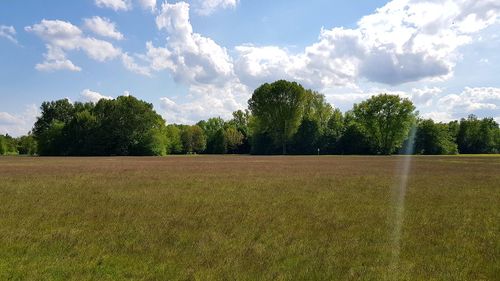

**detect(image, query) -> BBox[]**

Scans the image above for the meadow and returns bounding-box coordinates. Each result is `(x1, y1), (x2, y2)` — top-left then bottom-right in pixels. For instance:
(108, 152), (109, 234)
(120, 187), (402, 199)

(0, 156), (499, 280)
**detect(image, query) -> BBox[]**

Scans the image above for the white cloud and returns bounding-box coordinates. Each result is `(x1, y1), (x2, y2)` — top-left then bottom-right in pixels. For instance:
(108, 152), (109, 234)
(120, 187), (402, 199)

(0, 25), (18, 44)
(80, 89), (113, 103)
(192, 0), (239, 15)
(138, 0), (156, 11)
(0, 105), (39, 137)
(36, 59), (82, 72)
(159, 81), (248, 124)
(234, 0), (500, 87)
(34, 44), (82, 72)
(324, 86), (500, 124)
(150, 1), (250, 124)
(95, 0), (131, 11)
(124, 1), (235, 81)
(324, 87), (440, 112)
(83, 16), (124, 40)
(410, 87), (443, 106)
(121, 53), (152, 76)
(80, 0), (500, 124)
(0, 112), (22, 125)
(154, 1), (234, 85)
(26, 19), (122, 72)
(436, 87), (500, 120)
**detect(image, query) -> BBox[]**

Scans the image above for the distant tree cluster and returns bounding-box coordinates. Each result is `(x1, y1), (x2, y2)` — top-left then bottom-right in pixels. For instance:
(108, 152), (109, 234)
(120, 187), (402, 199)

(31, 96), (168, 156)
(2, 80), (500, 156)
(0, 134), (37, 155)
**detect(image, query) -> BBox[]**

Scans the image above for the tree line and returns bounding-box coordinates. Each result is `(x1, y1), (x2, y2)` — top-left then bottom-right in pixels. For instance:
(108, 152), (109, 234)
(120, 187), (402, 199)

(2, 80), (499, 156)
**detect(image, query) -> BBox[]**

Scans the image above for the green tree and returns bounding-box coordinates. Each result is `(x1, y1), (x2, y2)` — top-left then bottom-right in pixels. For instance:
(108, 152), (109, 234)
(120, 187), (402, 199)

(37, 120), (65, 155)
(0, 134), (19, 155)
(290, 119), (320, 154)
(198, 117), (225, 154)
(228, 110), (251, 154)
(415, 119), (458, 155)
(33, 99), (75, 155)
(16, 134), (38, 155)
(303, 90), (334, 132)
(320, 109), (344, 154)
(93, 96), (168, 156)
(33, 99), (74, 136)
(248, 80), (307, 154)
(457, 115), (499, 154)
(224, 126), (244, 153)
(63, 110), (99, 155)
(165, 125), (183, 154)
(291, 90), (335, 154)
(351, 94), (417, 155)
(181, 125), (206, 153)
(338, 113), (371, 154)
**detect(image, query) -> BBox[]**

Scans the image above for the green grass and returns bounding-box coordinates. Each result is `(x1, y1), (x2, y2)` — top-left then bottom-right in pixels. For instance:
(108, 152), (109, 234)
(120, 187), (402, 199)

(0, 156), (499, 280)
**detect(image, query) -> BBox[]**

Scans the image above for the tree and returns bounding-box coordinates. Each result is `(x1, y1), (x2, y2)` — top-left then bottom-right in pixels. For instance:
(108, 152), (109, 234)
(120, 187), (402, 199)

(338, 114), (371, 155)
(36, 120), (65, 155)
(92, 96), (167, 156)
(224, 126), (244, 153)
(248, 80), (307, 154)
(457, 115), (499, 154)
(320, 109), (344, 154)
(290, 119), (320, 154)
(351, 94), (417, 155)
(165, 125), (183, 154)
(198, 117), (225, 154)
(33, 96), (167, 156)
(33, 99), (75, 155)
(303, 90), (334, 131)
(181, 125), (206, 153)
(414, 119), (458, 155)
(228, 110), (251, 154)
(63, 110), (99, 155)
(16, 134), (38, 155)
(33, 99), (74, 136)
(0, 134), (18, 155)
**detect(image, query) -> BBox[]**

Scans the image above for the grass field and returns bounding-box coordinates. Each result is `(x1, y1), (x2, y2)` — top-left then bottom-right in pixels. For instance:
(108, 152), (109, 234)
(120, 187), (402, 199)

(0, 156), (499, 280)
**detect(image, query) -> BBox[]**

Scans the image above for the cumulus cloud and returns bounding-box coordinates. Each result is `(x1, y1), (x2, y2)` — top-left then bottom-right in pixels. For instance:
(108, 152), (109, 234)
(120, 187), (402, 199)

(0, 25), (18, 44)
(154, 1), (234, 85)
(83, 16), (124, 40)
(159, 82), (248, 124)
(121, 52), (152, 76)
(147, 1), (251, 123)
(138, 0), (156, 11)
(26, 19), (122, 72)
(0, 105), (38, 137)
(95, 0), (131, 11)
(192, 0), (239, 15)
(435, 87), (500, 120)
(324, 87), (443, 112)
(60, 0), (499, 124)
(80, 89), (113, 103)
(235, 0), (500, 87)
(323, 86), (500, 124)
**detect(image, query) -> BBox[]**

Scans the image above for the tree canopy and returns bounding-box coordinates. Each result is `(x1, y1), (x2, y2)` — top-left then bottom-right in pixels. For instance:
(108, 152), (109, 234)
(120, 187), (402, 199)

(2, 80), (499, 157)
(32, 96), (167, 156)
(351, 94), (417, 155)
(248, 80), (307, 154)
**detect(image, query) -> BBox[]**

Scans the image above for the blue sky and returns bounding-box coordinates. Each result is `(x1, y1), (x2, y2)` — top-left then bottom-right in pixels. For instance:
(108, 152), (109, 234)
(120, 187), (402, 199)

(1, 0), (500, 136)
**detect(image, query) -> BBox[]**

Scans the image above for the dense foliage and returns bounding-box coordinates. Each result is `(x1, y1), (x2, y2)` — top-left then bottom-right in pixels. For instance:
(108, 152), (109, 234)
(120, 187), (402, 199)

(2, 80), (499, 156)
(31, 96), (167, 156)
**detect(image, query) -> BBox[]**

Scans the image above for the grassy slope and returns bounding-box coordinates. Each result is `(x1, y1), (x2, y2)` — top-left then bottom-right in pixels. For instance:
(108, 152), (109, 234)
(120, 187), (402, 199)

(0, 156), (499, 280)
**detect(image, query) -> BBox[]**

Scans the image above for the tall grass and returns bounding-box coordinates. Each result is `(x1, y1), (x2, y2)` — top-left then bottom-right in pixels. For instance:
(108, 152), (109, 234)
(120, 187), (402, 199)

(0, 156), (499, 280)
